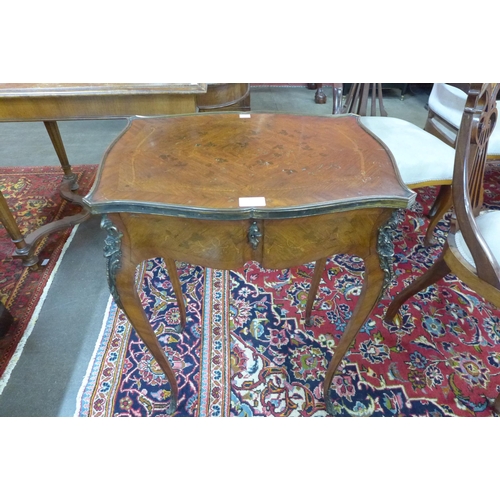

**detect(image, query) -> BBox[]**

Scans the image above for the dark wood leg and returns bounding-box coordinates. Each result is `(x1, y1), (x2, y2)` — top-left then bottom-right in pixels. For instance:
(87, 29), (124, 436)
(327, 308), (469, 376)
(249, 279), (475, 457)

(323, 251), (386, 415)
(43, 121), (79, 190)
(305, 257), (327, 326)
(0, 122), (92, 267)
(305, 256), (327, 326)
(16, 209), (91, 265)
(425, 184), (453, 246)
(164, 257), (187, 332)
(1, 182), (90, 267)
(384, 251), (450, 324)
(44, 121), (90, 211)
(106, 215), (179, 414)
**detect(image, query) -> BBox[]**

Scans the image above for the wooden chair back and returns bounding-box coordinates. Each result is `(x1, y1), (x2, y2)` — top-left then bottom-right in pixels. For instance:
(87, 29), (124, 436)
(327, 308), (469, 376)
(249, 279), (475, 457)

(342, 83), (388, 116)
(452, 83), (500, 288)
(424, 83), (470, 147)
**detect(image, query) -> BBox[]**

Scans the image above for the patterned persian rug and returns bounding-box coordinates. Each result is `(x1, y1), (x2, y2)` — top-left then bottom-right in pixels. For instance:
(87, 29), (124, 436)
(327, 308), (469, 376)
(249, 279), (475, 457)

(0, 165), (97, 386)
(76, 166), (500, 417)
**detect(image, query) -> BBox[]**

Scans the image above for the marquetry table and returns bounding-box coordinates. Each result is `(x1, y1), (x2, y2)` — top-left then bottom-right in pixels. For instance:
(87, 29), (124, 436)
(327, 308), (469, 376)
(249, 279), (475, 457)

(83, 112), (415, 415)
(0, 83), (207, 267)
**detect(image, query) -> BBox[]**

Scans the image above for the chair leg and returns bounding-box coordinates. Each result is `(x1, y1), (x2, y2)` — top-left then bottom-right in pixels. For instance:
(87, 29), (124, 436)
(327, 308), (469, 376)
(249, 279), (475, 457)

(384, 252), (451, 323)
(425, 185), (453, 246)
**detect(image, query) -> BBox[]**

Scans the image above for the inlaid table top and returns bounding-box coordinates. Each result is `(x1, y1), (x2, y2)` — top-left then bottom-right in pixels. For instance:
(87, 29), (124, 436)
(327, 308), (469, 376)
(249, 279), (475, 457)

(85, 112), (415, 217)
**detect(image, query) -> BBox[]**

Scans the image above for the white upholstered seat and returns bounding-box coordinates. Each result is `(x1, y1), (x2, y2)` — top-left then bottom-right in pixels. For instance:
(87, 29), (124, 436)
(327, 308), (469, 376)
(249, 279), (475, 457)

(428, 83), (467, 132)
(455, 210), (500, 269)
(359, 116), (455, 187)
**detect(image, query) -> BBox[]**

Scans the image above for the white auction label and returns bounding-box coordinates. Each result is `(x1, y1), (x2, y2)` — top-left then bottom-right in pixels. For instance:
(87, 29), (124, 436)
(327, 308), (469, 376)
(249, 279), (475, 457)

(239, 197), (266, 207)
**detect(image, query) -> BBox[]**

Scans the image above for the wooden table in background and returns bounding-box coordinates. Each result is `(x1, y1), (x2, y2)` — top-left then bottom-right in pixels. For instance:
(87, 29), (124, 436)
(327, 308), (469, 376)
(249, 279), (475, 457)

(84, 112), (415, 415)
(0, 83), (207, 267)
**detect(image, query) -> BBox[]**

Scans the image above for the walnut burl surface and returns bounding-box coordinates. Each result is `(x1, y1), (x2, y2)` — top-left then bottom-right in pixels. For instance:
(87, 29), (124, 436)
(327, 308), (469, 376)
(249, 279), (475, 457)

(84, 112), (415, 415)
(88, 113), (410, 216)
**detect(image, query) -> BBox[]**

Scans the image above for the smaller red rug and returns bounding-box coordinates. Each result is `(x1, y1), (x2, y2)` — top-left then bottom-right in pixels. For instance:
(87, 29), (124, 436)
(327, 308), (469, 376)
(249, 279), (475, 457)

(0, 165), (97, 382)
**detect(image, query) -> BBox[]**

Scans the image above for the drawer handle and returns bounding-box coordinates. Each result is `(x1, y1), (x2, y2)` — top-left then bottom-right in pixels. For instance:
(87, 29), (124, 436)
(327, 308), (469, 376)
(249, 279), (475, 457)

(248, 221), (262, 249)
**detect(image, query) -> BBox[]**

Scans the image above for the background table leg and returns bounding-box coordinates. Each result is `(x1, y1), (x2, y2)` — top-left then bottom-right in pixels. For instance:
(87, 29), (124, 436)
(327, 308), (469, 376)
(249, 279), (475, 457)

(43, 121), (79, 190)
(0, 189), (38, 267)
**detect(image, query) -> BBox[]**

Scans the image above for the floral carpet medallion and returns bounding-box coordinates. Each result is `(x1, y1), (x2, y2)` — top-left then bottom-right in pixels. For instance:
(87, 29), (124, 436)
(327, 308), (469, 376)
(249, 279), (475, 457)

(77, 166), (500, 417)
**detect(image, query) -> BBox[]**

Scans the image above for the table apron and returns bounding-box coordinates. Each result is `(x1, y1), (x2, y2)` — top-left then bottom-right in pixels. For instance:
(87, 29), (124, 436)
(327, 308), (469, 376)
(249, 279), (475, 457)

(109, 207), (393, 270)
(0, 94), (198, 121)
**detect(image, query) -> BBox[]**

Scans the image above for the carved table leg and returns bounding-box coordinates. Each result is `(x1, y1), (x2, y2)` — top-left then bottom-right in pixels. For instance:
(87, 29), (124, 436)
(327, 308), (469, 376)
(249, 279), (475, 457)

(102, 215), (179, 414)
(164, 257), (187, 333)
(305, 256), (327, 326)
(323, 211), (399, 415)
(323, 251), (386, 414)
(43, 121), (79, 190)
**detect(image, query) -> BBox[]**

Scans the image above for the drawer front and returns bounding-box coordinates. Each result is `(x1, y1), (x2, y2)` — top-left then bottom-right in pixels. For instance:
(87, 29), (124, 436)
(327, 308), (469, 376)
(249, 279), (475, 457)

(261, 208), (390, 269)
(115, 207), (391, 271)
(118, 213), (258, 269)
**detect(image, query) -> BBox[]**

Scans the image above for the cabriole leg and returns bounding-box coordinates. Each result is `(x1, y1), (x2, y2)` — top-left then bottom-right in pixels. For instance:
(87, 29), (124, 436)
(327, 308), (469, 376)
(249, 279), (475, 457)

(323, 210), (399, 415)
(305, 256), (327, 326)
(323, 251), (386, 415)
(101, 215), (179, 415)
